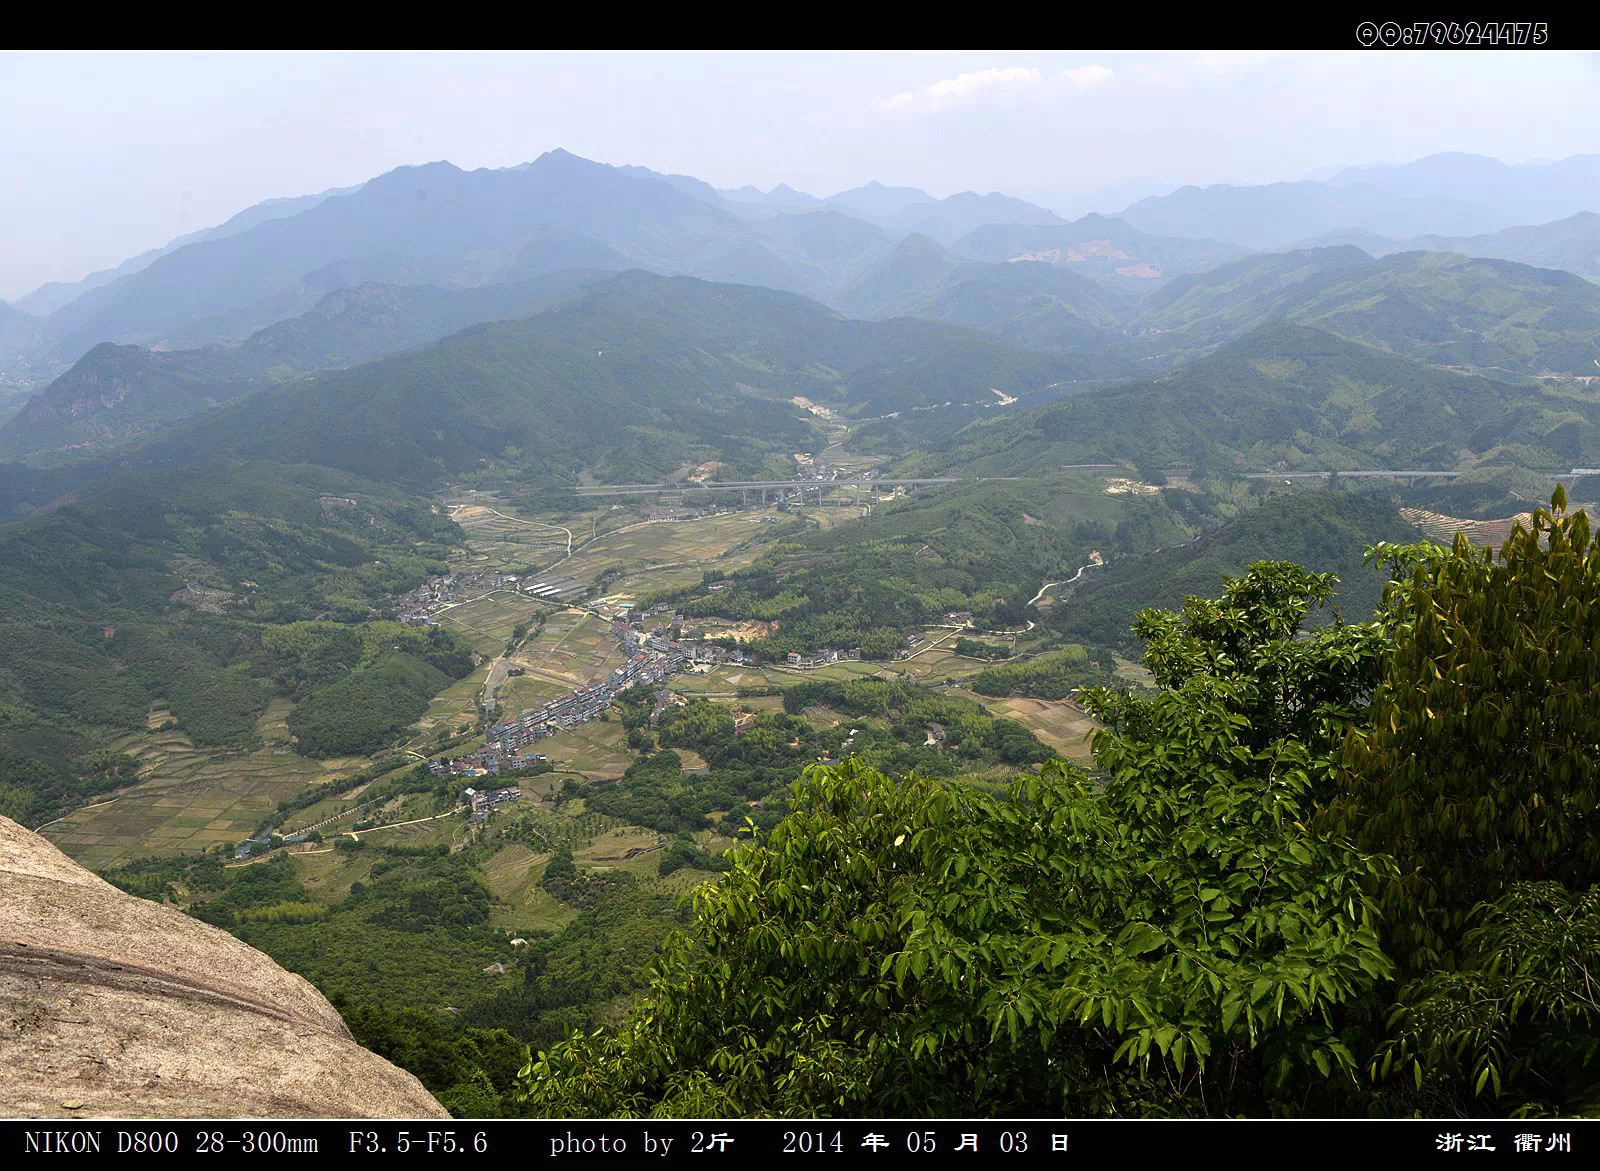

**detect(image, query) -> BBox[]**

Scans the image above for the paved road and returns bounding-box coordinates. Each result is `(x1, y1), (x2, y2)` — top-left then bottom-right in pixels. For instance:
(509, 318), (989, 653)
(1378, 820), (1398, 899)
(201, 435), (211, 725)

(1242, 470), (1464, 480)
(570, 477), (1012, 496)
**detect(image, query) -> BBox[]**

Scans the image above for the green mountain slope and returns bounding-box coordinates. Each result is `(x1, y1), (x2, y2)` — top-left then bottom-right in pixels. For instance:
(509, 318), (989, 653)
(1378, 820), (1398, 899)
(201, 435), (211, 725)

(895, 324), (1600, 478)
(0, 461), (467, 825)
(119, 273), (1124, 490)
(1045, 490), (1422, 650)
(655, 475), (1197, 659)
(829, 235), (1129, 352)
(0, 273), (605, 464)
(0, 344), (260, 462)
(1133, 250), (1600, 376)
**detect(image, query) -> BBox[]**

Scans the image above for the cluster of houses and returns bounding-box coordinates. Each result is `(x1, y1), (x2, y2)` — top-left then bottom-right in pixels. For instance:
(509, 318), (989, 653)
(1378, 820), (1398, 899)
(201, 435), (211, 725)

(474, 615), (733, 757)
(893, 631), (945, 660)
(395, 568), (588, 626)
(428, 747), (547, 779)
(617, 619), (747, 669)
(394, 571), (492, 625)
(461, 784), (522, 820)
(784, 647), (862, 668)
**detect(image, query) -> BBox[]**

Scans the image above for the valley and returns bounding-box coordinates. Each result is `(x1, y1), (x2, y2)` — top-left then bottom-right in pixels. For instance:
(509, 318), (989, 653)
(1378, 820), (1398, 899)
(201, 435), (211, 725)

(5, 103), (1600, 1123)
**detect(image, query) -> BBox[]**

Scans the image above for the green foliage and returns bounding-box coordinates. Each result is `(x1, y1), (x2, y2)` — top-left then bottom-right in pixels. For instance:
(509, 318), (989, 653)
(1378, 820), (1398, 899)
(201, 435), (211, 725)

(1051, 491), (1421, 651)
(1376, 883), (1600, 1115)
(342, 1002), (528, 1119)
(1330, 491), (1600, 971)
(517, 746), (1391, 1117)
(286, 653), (453, 757)
(968, 645), (1117, 699)
(952, 637), (1012, 661)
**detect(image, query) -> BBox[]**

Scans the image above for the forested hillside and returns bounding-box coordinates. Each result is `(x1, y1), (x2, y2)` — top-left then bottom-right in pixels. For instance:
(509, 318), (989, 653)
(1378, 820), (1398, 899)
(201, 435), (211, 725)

(1131, 249), (1600, 375)
(655, 476), (1199, 658)
(0, 272), (606, 464)
(0, 462), (469, 825)
(1044, 490), (1421, 649)
(893, 323), (1600, 479)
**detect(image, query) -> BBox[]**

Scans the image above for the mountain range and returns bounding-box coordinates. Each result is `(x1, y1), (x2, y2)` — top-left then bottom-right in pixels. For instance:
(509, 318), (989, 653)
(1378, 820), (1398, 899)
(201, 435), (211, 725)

(7, 273), (1121, 486)
(1120, 153), (1600, 248)
(890, 323), (1600, 479)
(1293, 212), (1600, 284)
(10, 147), (1600, 398)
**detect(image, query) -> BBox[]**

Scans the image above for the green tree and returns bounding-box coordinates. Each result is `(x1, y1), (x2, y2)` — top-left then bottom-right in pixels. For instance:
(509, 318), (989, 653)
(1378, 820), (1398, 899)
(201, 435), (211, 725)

(1330, 489), (1600, 970)
(517, 567), (1397, 1118)
(1326, 489), (1600, 1113)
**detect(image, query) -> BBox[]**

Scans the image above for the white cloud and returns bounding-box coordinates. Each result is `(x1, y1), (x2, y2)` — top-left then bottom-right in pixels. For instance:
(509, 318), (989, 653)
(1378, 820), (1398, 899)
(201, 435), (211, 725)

(1060, 64), (1114, 87)
(1188, 50), (1295, 72)
(877, 66), (1042, 113)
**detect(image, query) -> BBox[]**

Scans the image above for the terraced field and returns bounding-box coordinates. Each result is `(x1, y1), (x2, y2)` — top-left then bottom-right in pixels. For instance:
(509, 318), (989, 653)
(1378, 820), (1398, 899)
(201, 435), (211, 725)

(447, 503), (570, 572)
(975, 693), (1099, 764)
(40, 700), (367, 869)
(436, 591), (549, 658)
(541, 718), (634, 777)
(507, 609), (626, 690)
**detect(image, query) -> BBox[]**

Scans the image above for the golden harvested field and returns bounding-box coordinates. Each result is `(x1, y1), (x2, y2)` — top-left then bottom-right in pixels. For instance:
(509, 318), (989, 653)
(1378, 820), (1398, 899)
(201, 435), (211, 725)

(979, 694), (1099, 763)
(41, 700), (367, 870)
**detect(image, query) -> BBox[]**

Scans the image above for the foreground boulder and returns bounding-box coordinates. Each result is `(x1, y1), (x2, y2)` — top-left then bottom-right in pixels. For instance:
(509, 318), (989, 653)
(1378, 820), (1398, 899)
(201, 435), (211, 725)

(0, 816), (446, 1118)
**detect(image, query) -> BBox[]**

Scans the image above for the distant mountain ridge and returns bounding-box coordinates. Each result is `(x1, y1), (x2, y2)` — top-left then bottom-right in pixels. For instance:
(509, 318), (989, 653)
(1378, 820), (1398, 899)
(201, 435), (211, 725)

(100, 272), (1116, 490)
(1117, 152), (1600, 249)
(1288, 212), (1600, 284)
(893, 323), (1600, 480)
(1130, 248), (1600, 376)
(829, 234), (1130, 353)
(953, 214), (1248, 290)
(14, 147), (1600, 401)
(0, 271), (605, 463)
(13, 182), (359, 318)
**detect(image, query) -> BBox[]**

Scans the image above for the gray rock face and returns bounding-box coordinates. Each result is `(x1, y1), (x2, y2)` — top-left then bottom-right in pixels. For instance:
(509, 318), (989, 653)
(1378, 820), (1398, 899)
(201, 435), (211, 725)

(0, 816), (447, 1119)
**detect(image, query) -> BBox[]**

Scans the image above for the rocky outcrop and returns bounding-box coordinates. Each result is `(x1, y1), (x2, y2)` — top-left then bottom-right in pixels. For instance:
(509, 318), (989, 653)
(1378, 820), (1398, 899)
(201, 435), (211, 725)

(0, 815), (447, 1118)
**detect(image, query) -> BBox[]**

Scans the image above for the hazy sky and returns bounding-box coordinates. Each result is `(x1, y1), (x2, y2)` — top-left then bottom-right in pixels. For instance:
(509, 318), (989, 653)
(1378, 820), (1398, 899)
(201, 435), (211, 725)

(6, 49), (1600, 301)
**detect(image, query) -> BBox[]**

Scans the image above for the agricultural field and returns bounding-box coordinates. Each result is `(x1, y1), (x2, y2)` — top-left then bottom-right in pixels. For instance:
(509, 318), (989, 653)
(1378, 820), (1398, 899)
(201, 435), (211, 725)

(540, 718), (634, 778)
(40, 700), (367, 870)
(398, 664), (492, 752)
(507, 609), (626, 692)
(972, 693), (1098, 764)
(445, 502), (571, 573)
(436, 590), (549, 658)
(479, 842), (579, 933)
(553, 510), (778, 588)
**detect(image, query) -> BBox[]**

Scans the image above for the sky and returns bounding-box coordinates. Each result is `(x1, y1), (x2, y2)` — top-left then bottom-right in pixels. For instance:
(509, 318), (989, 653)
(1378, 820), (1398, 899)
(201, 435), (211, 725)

(5, 49), (1600, 301)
